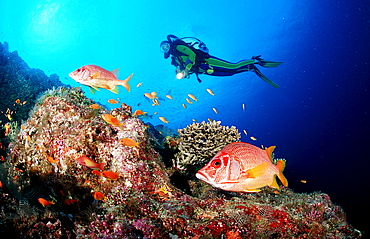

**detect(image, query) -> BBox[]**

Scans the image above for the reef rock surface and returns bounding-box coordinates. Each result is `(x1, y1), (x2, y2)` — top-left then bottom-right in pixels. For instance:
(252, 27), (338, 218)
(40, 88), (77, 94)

(0, 41), (66, 125)
(0, 87), (362, 238)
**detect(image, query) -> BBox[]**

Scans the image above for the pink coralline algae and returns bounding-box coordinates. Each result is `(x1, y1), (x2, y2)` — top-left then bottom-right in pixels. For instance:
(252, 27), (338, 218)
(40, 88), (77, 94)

(0, 87), (362, 238)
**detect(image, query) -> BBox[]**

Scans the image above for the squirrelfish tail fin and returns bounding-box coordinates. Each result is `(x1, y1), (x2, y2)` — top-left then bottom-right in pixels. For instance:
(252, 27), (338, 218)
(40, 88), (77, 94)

(276, 160), (288, 187)
(251, 65), (280, 88)
(120, 73), (133, 92)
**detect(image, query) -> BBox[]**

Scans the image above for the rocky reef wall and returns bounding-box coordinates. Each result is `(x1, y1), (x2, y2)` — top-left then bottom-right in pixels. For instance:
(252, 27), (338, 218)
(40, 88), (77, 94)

(0, 87), (362, 238)
(0, 41), (66, 126)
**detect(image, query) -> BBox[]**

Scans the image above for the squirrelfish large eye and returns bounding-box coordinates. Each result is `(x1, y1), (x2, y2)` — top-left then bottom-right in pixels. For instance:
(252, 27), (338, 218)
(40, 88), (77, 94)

(211, 159), (222, 168)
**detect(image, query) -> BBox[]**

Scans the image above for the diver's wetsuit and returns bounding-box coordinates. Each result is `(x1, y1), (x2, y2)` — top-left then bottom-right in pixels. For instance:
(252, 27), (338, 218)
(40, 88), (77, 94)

(163, 34), (282, 87)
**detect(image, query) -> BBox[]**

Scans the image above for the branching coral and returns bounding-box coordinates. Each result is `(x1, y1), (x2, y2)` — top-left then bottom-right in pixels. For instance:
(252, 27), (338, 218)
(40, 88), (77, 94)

(173, 120), (241, 170)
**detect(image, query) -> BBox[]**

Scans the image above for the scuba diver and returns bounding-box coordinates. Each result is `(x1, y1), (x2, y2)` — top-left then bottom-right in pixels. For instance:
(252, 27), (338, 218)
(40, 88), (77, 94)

(160, 34), (282, 87)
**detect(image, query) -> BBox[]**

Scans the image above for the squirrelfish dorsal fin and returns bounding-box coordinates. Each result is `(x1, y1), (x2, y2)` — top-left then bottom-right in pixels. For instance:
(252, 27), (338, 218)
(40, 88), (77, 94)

(246, 162), (269, 178)
(111, 68), (120, 77)
(265, 146), (276, 162)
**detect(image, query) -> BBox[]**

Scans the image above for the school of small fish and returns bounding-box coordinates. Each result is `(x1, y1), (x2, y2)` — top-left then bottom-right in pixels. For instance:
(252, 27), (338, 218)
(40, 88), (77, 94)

(67, 65), (251, 136)
(66, 64), (279, 198)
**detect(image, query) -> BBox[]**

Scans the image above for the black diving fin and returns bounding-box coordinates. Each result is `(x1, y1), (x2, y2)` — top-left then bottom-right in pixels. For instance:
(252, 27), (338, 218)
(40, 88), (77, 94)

(252, 55), (283, 68)
(251, 65), (280, 88)
(258, 60), (283, 68)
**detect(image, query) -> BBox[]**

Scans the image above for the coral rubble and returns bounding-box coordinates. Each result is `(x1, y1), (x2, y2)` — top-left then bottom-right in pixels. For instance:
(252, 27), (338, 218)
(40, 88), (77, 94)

(0, 87), (362, 238)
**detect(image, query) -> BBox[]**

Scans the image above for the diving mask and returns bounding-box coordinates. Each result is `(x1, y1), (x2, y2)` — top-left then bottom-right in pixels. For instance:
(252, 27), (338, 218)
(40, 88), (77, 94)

(160, 41), (171, 53)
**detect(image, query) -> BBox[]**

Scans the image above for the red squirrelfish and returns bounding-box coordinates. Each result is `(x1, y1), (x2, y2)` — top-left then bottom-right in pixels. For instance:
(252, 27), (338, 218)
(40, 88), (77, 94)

(76, 156), (105, 170)
(69, 65), (133, 94)
(196, 142), (288, 193)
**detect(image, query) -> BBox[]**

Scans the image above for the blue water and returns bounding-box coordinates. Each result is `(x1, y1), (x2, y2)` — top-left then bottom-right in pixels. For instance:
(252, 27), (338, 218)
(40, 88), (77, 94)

(1, 0), (369, 234)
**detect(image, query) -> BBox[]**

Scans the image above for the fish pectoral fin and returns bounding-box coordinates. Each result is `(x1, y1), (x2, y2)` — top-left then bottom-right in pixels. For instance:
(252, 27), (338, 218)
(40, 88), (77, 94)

(91, 71), (101, 79)
(101, 84), (111, 90)
(111, 68), (120, 77)
(245, 162), (269, 178)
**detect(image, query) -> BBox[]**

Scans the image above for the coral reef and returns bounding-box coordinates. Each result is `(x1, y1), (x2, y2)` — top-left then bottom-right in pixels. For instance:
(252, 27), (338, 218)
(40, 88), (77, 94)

(173, 120), (241, 170)
(0, 41), (66, 126)
(0, 87), (362, 238)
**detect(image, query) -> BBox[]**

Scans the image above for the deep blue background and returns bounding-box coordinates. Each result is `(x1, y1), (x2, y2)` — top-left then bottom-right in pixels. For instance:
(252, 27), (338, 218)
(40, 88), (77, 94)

(1, 0), (369, 235)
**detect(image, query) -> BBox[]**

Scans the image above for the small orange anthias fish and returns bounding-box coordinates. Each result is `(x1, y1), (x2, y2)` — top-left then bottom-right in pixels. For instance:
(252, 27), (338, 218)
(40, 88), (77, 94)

(64, 199), (79, 205)
(89, 103), (101, 109)
(108, 99), (119, 104)
(120, 138), (142, 148)
(159, 117), (169, 124)
(101, 171), (120, 180)
(38, 198), (55, 207)
(101, 114), (123, 127)
(93, 191), (105, 200)
(196, 142), (288, 193)
(47, 156), (58, 164)
(4, 124), (11, 136)
(76, 156), (105, 170)
(133, 109), (147, 116)
(69, 65), (133, 94)
(92, 170), (102, 176)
